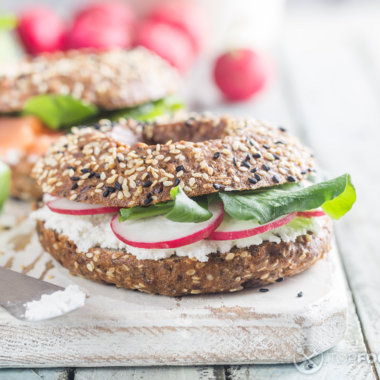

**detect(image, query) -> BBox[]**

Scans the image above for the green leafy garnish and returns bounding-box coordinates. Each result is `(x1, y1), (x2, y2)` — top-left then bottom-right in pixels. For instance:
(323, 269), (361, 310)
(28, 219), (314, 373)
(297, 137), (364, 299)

(22, 95), (98, 130)
(0, 161), (11, 214)
(119, 186), (212, 223)
(0, 14), (17, 30)
(218, 173), (355, 224)
(165, 186), (212, 223)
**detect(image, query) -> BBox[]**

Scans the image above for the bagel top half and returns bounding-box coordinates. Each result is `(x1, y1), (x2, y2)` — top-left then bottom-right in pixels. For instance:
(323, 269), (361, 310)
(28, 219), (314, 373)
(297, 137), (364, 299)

(0, 47), (179, 114)
(32, 113), (315, 208)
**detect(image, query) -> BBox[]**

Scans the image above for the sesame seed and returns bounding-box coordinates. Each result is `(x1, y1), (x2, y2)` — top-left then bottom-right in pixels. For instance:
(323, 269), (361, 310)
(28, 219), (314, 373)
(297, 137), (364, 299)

(144, 198), (153, 205)
(276, 278), (284, 282)
(70, 176), (79, 181)
(259, 288), (269, 293)
(184, 186), (192, 192)
(252, 153), (261, 159)
(242, 160), (251, 168)
(174, 178), (180, 186)
(273, 153), (280, 160)
(143, 180), (152, 188)
(71, 183), (78, 190)
(288, 176), (296, 182)
(251, 168), (257, 173)
(263, 144), (270, 149)
(233, 157), (237, 166)
(297, 292), (303, 298)
(213, 184), (220, 190)
(164, 181), (173, 186)
(254, 173), (261, 181)
(115, 182), (122, 191)
(301, 170), (307, 174)
(81, 168), (90, 174)
(213, 152), (221, 159)
(222, 149), (230, 155)
(176, 165), (184, 172)
(264, 153), (275, 161)
(273, 175), (280, 183)
(239, 167), (248, 172)
(278, 126), (286, 132)
(106, 186), (116, 193)
(189, 178), (195, 186)
(248, 177), (257, 184)
(103, 190), (110, 197)
(263, 164), (270, 171)
(67, 166), (75, 170)
(70, 194), (77, 201)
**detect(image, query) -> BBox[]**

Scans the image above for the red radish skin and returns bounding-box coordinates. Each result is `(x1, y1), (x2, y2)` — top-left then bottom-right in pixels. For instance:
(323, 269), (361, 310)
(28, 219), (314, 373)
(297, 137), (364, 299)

(17, 7), (66, 54)
(213, 49), (267, 101)
(111, 203), (224, 249)
(47, 197), (119, 216)
(209, 212), (296, 241)
(147, 0), (208, 53)
(134, 21), (194, 73)
(297, 210), (326, 218)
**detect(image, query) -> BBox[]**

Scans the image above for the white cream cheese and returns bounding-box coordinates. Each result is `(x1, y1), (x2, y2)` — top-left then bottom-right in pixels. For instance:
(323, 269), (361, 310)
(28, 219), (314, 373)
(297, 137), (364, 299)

(31, 205), (327, 262)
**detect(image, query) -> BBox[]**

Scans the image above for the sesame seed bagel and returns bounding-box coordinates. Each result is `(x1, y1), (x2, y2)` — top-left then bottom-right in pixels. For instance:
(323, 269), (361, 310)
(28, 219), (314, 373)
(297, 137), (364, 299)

(0, 47), (180, 113)
(32, 114), (315, 207)
(36, 217), (332, 296)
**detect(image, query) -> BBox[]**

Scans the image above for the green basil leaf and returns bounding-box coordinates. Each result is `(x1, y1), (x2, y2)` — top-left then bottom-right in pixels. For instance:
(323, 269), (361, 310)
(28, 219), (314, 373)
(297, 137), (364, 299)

(0, 161), (11, 214)
(219, 174), (355, 224)
(119, 201), (174, 222)
(22, 94), (98, 130)
(165, 186), (212, 223)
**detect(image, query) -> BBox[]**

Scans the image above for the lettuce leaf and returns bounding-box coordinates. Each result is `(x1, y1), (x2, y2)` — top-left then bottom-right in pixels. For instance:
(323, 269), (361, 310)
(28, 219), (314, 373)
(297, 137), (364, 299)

(218, 173), (355, 224)
(22, 95), (98, 130)
(0, 161), (11, 213)
(119, 186), (212, 223)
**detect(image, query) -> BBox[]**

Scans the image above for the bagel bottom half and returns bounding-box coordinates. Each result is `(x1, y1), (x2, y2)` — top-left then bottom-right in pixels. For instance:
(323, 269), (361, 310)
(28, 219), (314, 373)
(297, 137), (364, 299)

(36, 217), (332, 296)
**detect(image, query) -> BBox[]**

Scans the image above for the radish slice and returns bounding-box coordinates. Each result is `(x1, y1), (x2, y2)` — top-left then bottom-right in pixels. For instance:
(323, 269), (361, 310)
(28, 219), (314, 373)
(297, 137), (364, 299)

(47, 197), (120, 215)
(208, 212), (297, 241)
(297, 209), (326, 218)
(111, 202), (224, 249)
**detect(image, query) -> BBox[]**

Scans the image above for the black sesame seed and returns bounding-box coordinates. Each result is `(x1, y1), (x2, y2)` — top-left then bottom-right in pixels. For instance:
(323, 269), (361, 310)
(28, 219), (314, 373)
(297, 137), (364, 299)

(259, 288), (269, 293)
(174, 178), (180, 187)
(263, 144), (270, 149)
(140, 155), (146, 159)
(276, 278), (284, 282)
(287, 176), (296, 182)
(71, 183), (78, 190)
(94, 123), (100, 130)
(275, 141), (284, 145)
(67, 166), (75, 170)
(117, 157), (121, 163)
(248, 177), (257, 184)
(246, 154), (251, 161)
(254, 173), (261, 181)
(144, 197), (153, 205)
(213, 152), (221, 159)
(146, 192), (152, 198)
(103, 190), (110, 197)
(95, 173), (101, 179)
(242, 160), (251, 168)
(63, 144), (68, 148)
(81, 168), (90, 174)
(249, 139), (255, 146)
(176, 165), (184, 172)
(273, 154), (280, 160)
(310, 154), (314, 158)
(301, 170), (307, 175)
(88, 172), (95, 179)
(185, 120), (192, 127)
(143, 180), (152, 188)
(273, 175), (280, 183)
(213, 184), (220, 190)
(57, 150), (63, 154)
(233, 157), (237, 166)
(70, 177), (79, 181)
(252, 153), (261, 159)
(115, 182), (122, 191)
(278, 126), (286, 132)
(297, 292), (303, 298)
(251, 168), (257, 173)
(106, 186), (116, 193)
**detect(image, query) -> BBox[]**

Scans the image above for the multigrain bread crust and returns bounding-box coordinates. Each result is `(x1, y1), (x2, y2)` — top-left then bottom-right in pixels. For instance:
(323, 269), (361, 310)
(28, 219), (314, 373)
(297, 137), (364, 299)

(32, 114), (316, 208)
(36, 217), (332, 296)
(0, 47), (180, 113)
(10, 159), (43, 201)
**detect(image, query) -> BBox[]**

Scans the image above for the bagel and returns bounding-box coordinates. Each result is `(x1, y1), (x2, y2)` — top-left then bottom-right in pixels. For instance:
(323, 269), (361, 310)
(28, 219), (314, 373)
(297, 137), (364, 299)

(0, 47), (181, 201)
(32, 114), (315, 207)
(30, 113), (332, 296)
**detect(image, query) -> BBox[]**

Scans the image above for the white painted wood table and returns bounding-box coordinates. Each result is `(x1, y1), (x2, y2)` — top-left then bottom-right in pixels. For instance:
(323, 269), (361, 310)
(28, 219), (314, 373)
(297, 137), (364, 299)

(1, 2), (380, 379)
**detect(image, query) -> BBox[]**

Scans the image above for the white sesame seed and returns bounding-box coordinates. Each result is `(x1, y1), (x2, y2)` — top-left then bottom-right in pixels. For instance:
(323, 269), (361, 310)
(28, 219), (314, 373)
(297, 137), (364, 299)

(164, 181), (173, 186)
(193, 173), (202, 178)
(164, 157), (171, 162)
(177, 170), (184, 177)
(156, 155), (164, 160)
(184, 186), (192, 192)
(239, 167), (248, 172)
(189, 177), (196, 186)
(96, 182), (104, 189)
(70, 194), (78, 201)
(265, 153), (275, 161)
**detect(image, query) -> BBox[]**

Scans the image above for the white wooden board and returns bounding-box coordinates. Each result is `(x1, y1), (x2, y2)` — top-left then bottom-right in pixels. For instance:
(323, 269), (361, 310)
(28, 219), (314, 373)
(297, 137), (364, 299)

(0, 200), (347, 368)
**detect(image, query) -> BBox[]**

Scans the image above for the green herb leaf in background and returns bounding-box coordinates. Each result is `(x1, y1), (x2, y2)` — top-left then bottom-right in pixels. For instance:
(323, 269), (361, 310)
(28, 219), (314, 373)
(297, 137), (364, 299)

(119, 201), (174, 222)
(0, 161), (11, 214)
(22, 95), (98, 130)
(0, 14), (17, 30)
(218, 173), (356, 224)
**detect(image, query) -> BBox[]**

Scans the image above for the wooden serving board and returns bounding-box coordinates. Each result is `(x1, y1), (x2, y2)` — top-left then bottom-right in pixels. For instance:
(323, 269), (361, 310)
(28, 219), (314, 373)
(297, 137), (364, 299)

(0, 200), (347, 368)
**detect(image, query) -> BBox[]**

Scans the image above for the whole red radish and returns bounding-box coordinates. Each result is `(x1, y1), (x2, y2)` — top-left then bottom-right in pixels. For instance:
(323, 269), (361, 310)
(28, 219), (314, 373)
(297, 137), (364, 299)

(148, 0), (208, 53)
(213, 49), (267, 101)
(134, 21), (194, 73)
(17, 7), (65, 54)
(65, 14), (132, 50)
(74, 1), (136, 29)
